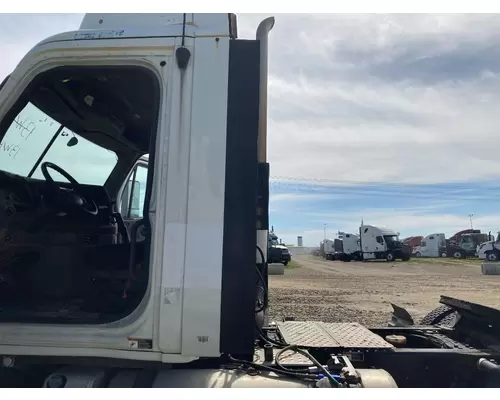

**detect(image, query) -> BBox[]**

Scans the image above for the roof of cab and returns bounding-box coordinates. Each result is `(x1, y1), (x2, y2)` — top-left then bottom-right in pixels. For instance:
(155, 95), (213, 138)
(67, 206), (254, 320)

(80, 13), (236, 38)
(33, 13), (237, 49)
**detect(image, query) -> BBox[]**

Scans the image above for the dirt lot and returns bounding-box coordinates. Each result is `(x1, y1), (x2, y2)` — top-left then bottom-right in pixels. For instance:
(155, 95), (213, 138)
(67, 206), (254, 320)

(268, 255), (500, 326)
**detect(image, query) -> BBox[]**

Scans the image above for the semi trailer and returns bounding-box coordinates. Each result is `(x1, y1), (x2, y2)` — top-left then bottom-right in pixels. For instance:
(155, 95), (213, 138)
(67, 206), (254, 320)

(0, 13), (499, 388)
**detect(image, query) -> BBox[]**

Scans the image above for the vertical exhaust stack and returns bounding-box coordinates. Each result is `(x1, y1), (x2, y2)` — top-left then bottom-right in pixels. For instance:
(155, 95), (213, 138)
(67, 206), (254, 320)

(255, 17), (275, 327)
(256, 17), (275, 163)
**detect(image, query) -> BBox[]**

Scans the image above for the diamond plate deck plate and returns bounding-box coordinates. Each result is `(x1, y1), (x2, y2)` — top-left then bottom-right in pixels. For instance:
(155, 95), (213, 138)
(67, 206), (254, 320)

(276, 349), (313, 365)
(277, 321), (394, 349)
(254, 349), (313, 365)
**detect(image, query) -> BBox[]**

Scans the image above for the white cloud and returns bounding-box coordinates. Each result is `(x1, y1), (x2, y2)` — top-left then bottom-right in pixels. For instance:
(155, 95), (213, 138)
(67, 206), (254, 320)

(236, 14), (500, 184)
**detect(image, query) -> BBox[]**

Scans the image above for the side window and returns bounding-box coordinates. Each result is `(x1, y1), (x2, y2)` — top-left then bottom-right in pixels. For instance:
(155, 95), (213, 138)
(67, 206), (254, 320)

(121, 163), (148, 219)
(421, 241), (427, 247)
(376, 236), (384, 244)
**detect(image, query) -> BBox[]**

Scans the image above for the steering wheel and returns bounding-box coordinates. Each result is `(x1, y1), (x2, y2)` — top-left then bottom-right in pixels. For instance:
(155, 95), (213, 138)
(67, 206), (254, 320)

(40, 162), (98, 216)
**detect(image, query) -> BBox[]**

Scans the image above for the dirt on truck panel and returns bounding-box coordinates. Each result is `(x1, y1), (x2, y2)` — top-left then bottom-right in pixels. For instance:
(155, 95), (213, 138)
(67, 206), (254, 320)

(268, 255), (500, 326)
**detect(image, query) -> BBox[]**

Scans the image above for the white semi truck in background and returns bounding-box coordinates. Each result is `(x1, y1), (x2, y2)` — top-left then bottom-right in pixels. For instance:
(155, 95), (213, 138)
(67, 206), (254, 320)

(477, 232), (500, 261)
(336, 231), (362, 261)
(323, 239), (335, 260)
(359, 225), (411, 262)
(412, 233), (447, 258)
(0, 12), (498, 389)
(323, 238), (343, 260)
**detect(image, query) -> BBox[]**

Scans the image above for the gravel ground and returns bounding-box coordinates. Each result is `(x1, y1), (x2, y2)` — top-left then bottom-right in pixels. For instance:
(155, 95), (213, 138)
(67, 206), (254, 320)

(268, 255), (500, 326)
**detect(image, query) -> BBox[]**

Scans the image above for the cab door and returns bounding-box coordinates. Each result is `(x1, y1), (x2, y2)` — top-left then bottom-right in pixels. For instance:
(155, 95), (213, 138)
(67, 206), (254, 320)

(0, 33), (178, 357)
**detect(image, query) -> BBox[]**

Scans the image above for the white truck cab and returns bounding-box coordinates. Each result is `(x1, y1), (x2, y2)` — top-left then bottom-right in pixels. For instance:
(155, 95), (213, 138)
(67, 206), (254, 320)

(412, 233), (446, 258)
(359, 225), (411, 262)
(0, 13), (274, 364)
(0, 13), (494, 390)
(323, 239), (335, 259)
(477, 231), (500, 261)
(337, 231), (362, 261)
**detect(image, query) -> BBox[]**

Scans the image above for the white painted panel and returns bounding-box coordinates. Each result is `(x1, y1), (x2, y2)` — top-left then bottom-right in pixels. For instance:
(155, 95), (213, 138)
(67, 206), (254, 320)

(181, 37), (230, 357)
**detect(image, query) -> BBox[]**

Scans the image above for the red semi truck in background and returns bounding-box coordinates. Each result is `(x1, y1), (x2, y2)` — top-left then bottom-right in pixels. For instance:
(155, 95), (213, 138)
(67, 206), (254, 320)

(446, 229), (491, 259)
(402, 236), (424, 252)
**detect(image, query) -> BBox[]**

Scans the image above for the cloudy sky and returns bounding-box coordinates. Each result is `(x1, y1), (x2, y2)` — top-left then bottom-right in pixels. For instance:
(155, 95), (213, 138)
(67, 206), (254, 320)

(2, 13), (500, 246)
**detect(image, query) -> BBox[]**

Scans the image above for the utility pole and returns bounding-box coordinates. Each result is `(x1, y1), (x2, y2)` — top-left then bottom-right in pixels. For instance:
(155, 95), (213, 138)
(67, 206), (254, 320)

(324, 223), (327, 240)
(468, 214), (474, 230)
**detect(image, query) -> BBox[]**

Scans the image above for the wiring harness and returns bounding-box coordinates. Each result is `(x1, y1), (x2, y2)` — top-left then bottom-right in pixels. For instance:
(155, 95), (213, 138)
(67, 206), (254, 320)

(226, 245), (342, 387)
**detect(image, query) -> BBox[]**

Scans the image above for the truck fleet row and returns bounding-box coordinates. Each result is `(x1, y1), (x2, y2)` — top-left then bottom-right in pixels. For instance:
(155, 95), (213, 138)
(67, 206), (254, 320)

(409, 229), (494, 260)
(319, 226), (497, 262)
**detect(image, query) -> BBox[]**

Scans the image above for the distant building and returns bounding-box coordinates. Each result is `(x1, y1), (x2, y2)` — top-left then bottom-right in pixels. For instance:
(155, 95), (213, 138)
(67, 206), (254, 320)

(297, 236), (303, 247)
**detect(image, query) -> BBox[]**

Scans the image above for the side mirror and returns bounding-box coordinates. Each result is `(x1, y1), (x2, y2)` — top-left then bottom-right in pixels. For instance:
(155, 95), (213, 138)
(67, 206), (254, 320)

(131, 181), (140, 213)
(121, 179), (141, 217)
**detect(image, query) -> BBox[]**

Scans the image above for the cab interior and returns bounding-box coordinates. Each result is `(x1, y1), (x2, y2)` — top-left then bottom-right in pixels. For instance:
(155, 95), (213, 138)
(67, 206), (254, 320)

(0, 65), (160, 324)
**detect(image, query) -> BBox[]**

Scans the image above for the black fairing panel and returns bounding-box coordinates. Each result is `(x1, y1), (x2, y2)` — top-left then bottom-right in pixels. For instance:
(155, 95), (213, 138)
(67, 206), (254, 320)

(219, 39), (260, 357)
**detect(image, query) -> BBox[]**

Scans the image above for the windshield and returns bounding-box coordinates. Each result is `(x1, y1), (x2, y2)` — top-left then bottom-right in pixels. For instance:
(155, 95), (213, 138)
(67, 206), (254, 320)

(462, 235), (473, 244)
(0, 102), (117, 185)
(384, 235), (400, 243)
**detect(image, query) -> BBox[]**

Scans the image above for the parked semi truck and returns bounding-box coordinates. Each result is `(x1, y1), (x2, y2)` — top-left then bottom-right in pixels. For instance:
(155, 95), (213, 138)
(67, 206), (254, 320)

(0, 12), (498, 389)
(324, 238), (343, 260)
(323, 239), (335, 260)
(402, 236), (424, 252)
(412, 233), (447, 258)
(359, 225), (411, 262)
(446, 230), (490, 259)
(268, 231), (291, 266)
(476, 231), (500, 261)
(336, 231), (362, 261)
(319, 239), (325, 258)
